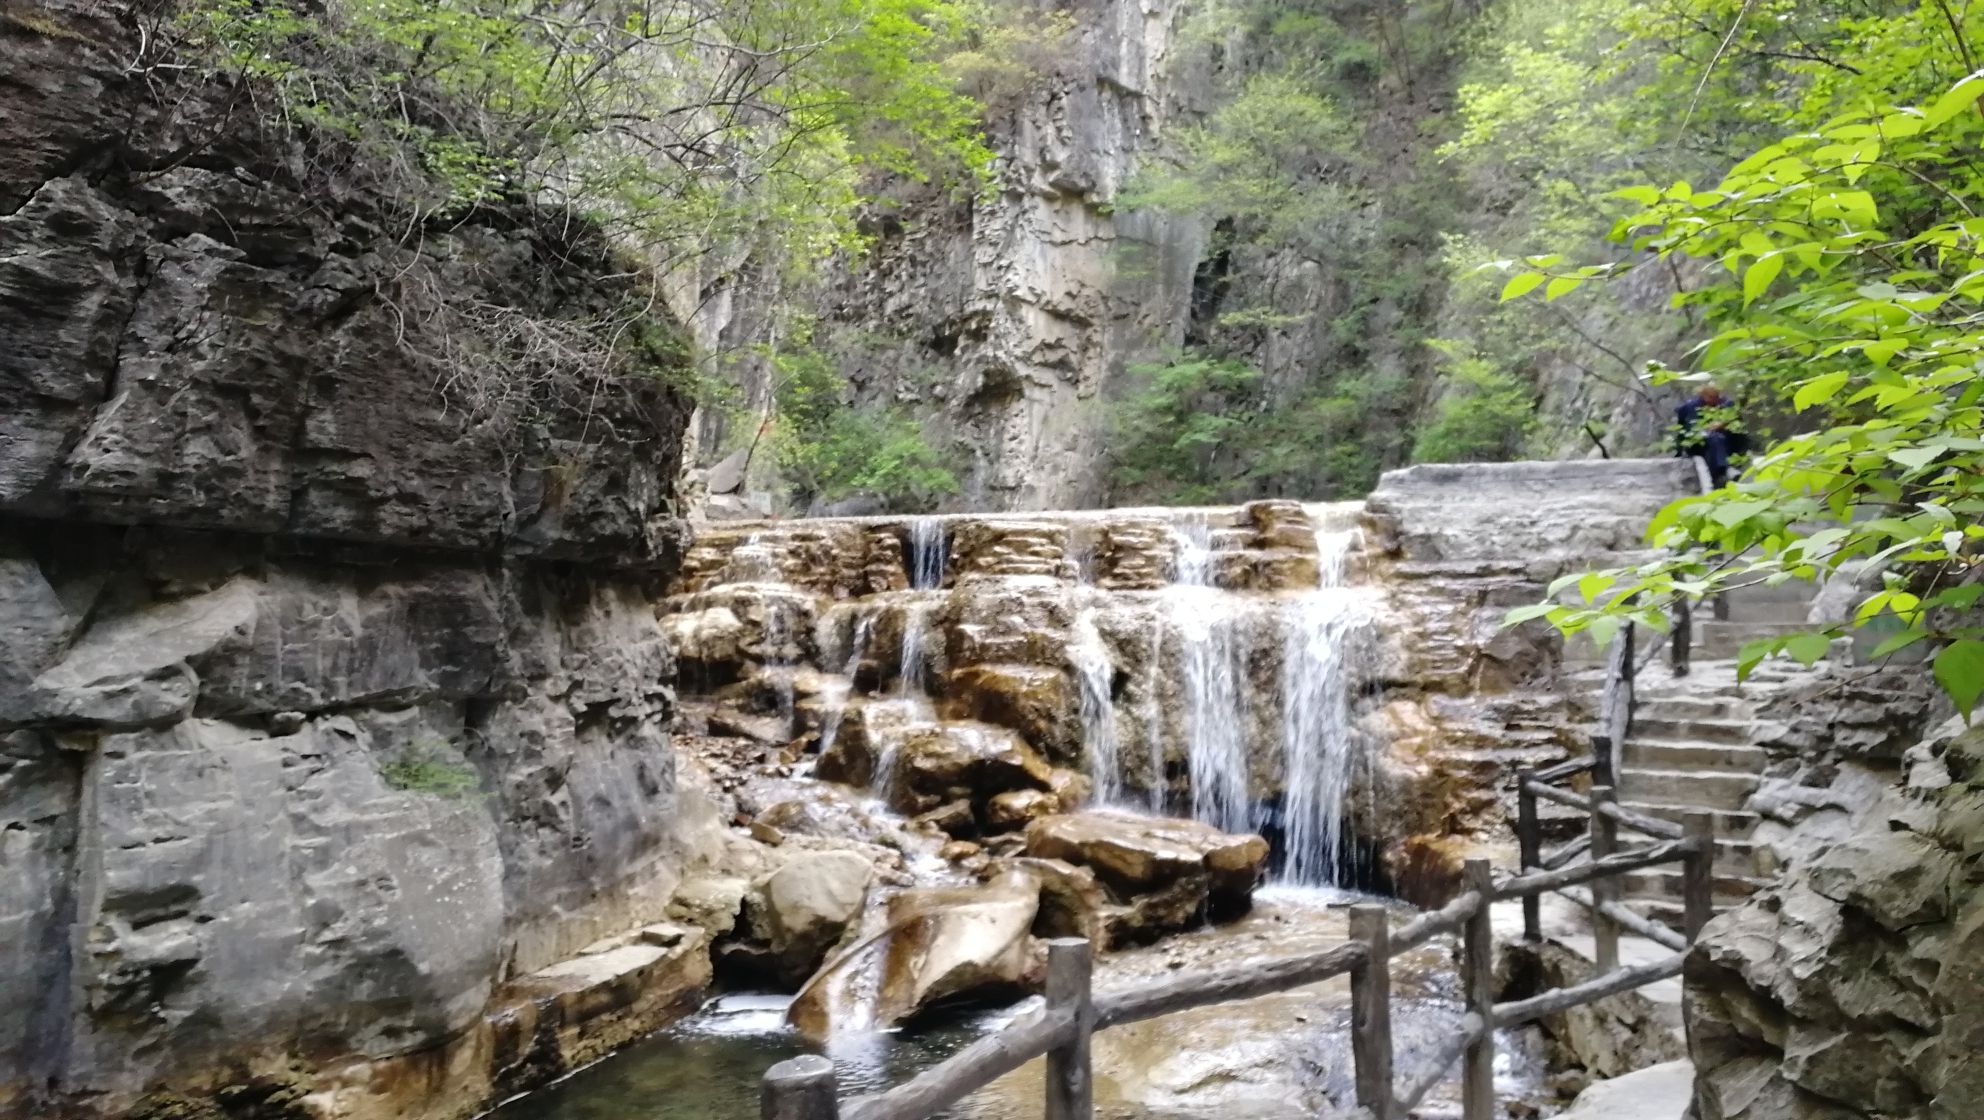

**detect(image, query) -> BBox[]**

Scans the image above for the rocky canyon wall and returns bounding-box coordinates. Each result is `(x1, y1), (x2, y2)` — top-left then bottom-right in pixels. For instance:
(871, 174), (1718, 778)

(0, 5), (713, 1117)
(684, 0), (1214, 511)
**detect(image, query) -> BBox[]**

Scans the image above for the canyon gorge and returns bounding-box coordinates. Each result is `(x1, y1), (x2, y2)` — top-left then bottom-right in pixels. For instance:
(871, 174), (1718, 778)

(4, 2), (1982, 1120)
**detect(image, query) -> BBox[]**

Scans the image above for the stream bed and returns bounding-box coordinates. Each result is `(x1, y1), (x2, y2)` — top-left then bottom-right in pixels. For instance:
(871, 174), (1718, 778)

(490, 891), (1549, 1120)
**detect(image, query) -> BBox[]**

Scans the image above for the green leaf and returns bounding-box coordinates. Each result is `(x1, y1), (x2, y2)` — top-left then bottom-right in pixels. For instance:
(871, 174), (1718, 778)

(1889, 445), (1945, 471)
(1935, 640), (1984, 722)
(1863, 339), (1906, 368)
(1926, 78), (1984, 129)
(1503, 603), (1558, 626)
(1586, 616), (1621, 649)
(1793, 372), (1850, 412)
(1577, 572), (1615, 606)
(1868, 629), (1930, 660)
(1500, 272), (1546, 302)
(1710, 500), (1772, 528)
(1784, 631), (1832, 666)
(1743, 255), (1783, 307)
(1736, 637), (1779, 682)
(1544, 276), (1584, 302)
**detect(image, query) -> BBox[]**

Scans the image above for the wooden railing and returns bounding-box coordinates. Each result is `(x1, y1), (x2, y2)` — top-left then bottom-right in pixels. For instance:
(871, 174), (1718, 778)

(760, 831), (1712, 1120)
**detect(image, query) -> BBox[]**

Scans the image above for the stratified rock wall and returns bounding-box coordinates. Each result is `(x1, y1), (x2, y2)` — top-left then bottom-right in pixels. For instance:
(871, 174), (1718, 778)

(1355, 459), (1696, 900)
(0, 6), (706, 1118)
(1684, 674), (1968, 1120)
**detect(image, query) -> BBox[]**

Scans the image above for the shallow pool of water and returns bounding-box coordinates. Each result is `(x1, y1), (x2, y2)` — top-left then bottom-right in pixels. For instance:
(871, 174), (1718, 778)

(487, 992), (1025, 1120)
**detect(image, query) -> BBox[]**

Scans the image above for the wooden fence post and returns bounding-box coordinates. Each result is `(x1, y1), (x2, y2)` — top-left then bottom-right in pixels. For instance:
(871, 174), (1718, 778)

(1682, 811), (1716, 942)
(1516, 768), (1541, 942)
(1589, 785), (1620, 973)
(1461, 859), (1496, 1120)
(763, 1054), (839, 1120)
(1671, 597), (1693, 678)
(1590, 735), (1616, 794)
(1044, 937), (1094, 1120)
(1348, 904), (1393, 1120)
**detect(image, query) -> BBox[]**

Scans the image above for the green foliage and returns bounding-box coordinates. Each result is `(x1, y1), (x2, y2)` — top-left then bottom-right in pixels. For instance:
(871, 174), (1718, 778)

(1500, 72), (1984, 717)
(381, 739), (482, 798)
(1120, 73), (1358, 247)
(769, 340), (958, 510)
(1108, 352), (1405, 503)
(174, 0), (997, 265)
(1410, 341), (1537, 463)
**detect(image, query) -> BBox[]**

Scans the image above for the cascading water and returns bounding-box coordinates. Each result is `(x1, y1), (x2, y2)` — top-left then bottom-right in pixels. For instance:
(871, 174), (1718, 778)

(814, 612), (876, 757)
(907, 518), (947, 590)
(1166, 520), (1260, 837)
(1275, 527), (1367, 885)
(1069, 607), (1121, 805)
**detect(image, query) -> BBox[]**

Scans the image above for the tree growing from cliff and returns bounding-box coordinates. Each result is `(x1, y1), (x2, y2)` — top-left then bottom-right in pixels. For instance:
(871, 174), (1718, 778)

(172, 0), (995, 266)
(1501, 69), (1984, 718)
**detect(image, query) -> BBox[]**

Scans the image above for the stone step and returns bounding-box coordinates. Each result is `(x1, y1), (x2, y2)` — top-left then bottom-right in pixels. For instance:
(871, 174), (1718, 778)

(1624, 803), (1760, 840)
(1720, 599), (1813, 624)
(1617, 767), (1760, 811)
(1632, 899), (1743, 929)
(1622, 741), (1771, 774)
(1632, 695), (1750, 721)
(1694, 620), (1812, 660)
(1622, 867), (1772, 904)
(1630, 717), (1753, 745)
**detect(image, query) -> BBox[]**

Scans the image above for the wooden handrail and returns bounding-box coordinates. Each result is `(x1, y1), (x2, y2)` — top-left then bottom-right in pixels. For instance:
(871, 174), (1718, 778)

(1388, 889), (1480, 957)
(1523, 778), (1592, 813)
(1493, 951), (1686, 1028)
(1558, 886), (1688, 952)
(1532, 755), (1597, 783)
(1599, 799), (1686, 841)
(1493, 837), (1698, 900)
(769, 801), (1717, 1120)
(841, 1008), (1076, 1120)
(1539, 833), (1590, 870)
(1092, 941), (1368, 1029)
(1392, 1012), (1487, 1116)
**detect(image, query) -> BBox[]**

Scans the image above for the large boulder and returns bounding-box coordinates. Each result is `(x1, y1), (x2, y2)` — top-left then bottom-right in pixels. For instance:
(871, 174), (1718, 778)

(718, 849), (875, 988)
(1496, 939), (1684, 1079)
(941, 663), (1082, 762)
(1024, 810), (1269, 939)
(876, 870), (1043, 1025)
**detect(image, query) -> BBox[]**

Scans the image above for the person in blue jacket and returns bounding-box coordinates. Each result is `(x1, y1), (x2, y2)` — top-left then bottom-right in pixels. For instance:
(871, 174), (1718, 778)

(1675, 383), (1748, 488)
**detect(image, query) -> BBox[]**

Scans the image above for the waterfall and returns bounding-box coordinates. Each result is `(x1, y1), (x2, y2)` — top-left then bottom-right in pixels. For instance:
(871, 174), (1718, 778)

(1145, 627), (1167, 814)
(897, 603), (932, 696)
(1070, 607), (1120, 805)
(1275, 525), (1367, 885)
(907, 518), (946, 590)
(1167, 520), (1257, 836)
(1171, 519), (1217, 587)
(1155, 518), (1370, 882)
(815, 613), (876, 758)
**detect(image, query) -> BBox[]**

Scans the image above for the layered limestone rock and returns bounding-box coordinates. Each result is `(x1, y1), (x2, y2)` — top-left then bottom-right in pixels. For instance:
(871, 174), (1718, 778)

(1354, 459), (1698, 902)
(1683, 676), (1973, 1120)
(0, 6), (710, 1118)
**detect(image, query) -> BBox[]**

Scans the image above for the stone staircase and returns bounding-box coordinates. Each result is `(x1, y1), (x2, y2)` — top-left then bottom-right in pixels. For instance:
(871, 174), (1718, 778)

(1568, 581), (1824, 927)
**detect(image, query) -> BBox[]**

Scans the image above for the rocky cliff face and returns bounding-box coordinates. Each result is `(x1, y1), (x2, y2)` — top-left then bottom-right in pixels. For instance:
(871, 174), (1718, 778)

(685, 0), (1211, 511)
(0, 6), (709, 1118)
(1684, 669), (1969, 1120)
